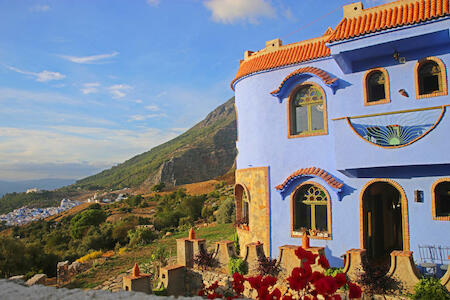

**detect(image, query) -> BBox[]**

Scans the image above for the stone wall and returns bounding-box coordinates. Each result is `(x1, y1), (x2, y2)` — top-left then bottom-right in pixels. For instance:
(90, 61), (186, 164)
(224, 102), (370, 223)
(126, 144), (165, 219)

(235, 167), (270, 256)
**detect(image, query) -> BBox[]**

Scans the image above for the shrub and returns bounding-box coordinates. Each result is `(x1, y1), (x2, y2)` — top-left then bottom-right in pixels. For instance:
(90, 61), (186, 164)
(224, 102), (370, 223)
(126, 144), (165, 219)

(412, 277), (450, 300)
(193, 247), (218, 270)
(216, 198), (235, 224)
(118, 247), (128, 255)
(228, 257), (247, 275)
(152, 183), (165, 192)
(232, 231), (240, 255)
(76, 250), (103, 263)
(257, 256), (280, 276)
(127, 227), (156, 246)
(324, 267), (345, 277)
(70, 209), (107, 239)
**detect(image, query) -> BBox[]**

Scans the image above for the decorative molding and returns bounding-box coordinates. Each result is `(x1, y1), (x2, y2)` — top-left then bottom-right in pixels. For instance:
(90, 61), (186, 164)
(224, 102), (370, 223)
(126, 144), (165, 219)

(271, 67), (338, 102)
(359, 179), (410, 251)
(287, 82), (328, 139)
(276, 167), (343, 193)
(363, 67), (391, 106)
(431, 177), (450, 221)
(290, 181), (332, 240)
(414, 56), (448, 99)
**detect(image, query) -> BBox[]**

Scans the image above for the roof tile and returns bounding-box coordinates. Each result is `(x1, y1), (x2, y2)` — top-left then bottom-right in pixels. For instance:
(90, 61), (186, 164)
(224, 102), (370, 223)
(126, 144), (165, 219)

(328, 0), (449, 43)
(231, 38), (331, 89)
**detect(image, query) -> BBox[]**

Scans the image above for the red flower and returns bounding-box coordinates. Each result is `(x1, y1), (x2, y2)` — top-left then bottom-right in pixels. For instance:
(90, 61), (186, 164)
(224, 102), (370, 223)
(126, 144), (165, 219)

(334, 273), (347, 288)
(247, 275), (263, 290)
(267, 288), (281, 300)
(333, 295), (342, 300)
(208, 281), (219, 291)
(198, 290), (205, 296)
(262, 275), (277, 287)
(313, 276), (338, 296)
(318, 255), (330, 269)
(310, 271), (325, 283)
(282, 295), (293, 300)
(295, 247), (318, 264)
(348, 282), (362, 299)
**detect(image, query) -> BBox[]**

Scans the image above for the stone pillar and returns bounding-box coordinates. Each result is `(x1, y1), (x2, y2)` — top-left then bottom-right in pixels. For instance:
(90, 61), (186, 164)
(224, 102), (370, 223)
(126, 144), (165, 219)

(307, 246), (325, 273)
(57, 261), (70, 287)
(177, 236), (206, 268)
(122, 263), (152, 294)
(214, 240), (236, 272)
(244, 242), (266, 274)
(177, 238), (194, 267)
(441, 255), (450, 292)
(386, 251), (420, 294)
(343, 248), (366, 281)
(160, 265), (186, 296)
(278, 245), (301, 278)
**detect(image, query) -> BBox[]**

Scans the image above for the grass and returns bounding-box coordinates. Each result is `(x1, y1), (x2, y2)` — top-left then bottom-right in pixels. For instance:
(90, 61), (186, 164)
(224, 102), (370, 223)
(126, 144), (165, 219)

(68, 223), (235, 289)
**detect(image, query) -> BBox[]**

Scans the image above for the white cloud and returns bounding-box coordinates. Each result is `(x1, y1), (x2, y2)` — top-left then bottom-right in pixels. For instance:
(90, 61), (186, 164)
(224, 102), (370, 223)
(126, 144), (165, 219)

(0, 126), (179, 177)
(6, 65), (65, 82)
(30, 4), (50, 12)
(204, 0), (275, 24)
(146, 0), (160, 7)
(108, 84), (132, 99)
(145, 104), (159, 111)
(59, 51), (119, 64)
(135, 99), (143, 104)
(129, 113), (167, 121)
(81, 82), (100, 94)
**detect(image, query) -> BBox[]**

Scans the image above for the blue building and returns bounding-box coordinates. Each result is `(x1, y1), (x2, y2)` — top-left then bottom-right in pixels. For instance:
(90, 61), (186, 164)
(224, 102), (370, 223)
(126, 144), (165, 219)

(232, 0), (449, 267)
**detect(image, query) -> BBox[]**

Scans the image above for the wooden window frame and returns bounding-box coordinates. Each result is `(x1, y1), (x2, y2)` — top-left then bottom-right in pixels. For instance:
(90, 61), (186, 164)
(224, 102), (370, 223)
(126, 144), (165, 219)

(363, 68), (391, 106)
(234, 183), (250, 230)
(287, 82), (328, 139)
(415, 57), (448, 99)
(431, 178), (450, 221)
(290, 181), (332, 240)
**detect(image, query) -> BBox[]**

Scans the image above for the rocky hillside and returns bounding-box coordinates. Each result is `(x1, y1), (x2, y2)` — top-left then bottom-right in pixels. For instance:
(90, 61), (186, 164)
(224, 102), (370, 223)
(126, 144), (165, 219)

(75, 97), (237, 191)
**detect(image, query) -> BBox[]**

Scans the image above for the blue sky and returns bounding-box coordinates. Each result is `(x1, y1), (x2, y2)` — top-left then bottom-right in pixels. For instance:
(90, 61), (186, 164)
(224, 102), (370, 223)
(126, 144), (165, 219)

(0, 0), (392, 180)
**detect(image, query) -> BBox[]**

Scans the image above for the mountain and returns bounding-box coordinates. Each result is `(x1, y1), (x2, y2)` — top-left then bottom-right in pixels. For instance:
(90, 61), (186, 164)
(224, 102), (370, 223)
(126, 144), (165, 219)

(75, 97), (237, 191)
(0, 178), (76, 197)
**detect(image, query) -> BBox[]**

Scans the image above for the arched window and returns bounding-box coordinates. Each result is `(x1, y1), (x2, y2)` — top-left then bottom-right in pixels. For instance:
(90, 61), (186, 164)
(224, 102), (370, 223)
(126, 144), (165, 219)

(415, 57), (447, 99)
(288, 83), (327, 138)
(292, 182), (331, 238)
(235, 184), (250, 228)
(363, 68), (390, 105)
(432, 179), (450, 221)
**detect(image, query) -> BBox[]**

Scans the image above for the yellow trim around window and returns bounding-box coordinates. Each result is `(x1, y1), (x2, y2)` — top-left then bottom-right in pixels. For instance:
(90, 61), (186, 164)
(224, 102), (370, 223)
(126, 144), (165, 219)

(290, 181), (332, 240)
(431, 177), (450, 221)
(414, 56), (448, 99)
(287, 82), (328, 139)
(363, 67), (391, 106)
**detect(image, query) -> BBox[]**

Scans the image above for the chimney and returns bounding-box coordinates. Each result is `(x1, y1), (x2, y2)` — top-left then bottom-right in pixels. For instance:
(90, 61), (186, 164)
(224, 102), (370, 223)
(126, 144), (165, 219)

(343, 2), (363, 18)
(265, 38), (282, 50)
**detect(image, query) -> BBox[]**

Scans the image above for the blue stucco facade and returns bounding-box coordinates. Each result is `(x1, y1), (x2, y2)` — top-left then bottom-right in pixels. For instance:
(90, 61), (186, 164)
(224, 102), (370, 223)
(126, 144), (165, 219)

(233, 5), (450, 268)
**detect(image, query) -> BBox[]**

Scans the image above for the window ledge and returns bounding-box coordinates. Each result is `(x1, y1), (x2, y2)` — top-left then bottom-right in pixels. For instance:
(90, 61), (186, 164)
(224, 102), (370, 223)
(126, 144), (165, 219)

(288, 130), (328, 139)
(291, 231), (331, 240)
(417, 91), (447, 99)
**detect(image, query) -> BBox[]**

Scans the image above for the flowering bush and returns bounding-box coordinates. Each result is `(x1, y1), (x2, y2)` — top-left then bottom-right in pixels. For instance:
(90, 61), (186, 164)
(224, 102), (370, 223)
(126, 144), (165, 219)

(76, 250), (103, 263)
(198, 246), (362, 299)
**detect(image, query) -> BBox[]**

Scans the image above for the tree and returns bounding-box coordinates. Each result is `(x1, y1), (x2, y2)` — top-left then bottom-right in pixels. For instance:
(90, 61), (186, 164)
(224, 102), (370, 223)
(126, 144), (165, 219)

(70, 209), (107, 239)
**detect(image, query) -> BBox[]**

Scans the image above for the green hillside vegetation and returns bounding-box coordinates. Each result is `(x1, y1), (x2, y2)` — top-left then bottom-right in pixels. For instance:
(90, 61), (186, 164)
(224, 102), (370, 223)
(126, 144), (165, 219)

(0, 184), (236, 280)
(74, 97), (236, 190)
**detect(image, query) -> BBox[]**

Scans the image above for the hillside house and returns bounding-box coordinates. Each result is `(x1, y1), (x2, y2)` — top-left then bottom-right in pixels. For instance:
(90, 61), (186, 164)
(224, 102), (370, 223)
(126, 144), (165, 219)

(232, 0), (450, 268)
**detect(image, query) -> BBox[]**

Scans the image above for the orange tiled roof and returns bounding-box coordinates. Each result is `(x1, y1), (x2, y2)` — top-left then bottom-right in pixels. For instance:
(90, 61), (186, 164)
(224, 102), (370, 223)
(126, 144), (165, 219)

(270, 67), (338, 95)
(231, 37), (331, 90)
(275, 167), (344, 192)
(328, 0), (450, 42)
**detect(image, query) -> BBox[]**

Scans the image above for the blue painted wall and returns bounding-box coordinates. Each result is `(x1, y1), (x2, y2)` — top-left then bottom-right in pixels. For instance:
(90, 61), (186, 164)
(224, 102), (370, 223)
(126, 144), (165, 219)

(234, 19), (450, 266)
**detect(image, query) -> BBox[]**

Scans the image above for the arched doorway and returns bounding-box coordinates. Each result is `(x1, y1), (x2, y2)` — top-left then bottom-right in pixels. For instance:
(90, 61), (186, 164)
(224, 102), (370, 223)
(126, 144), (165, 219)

(360, 180), (408, 264)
